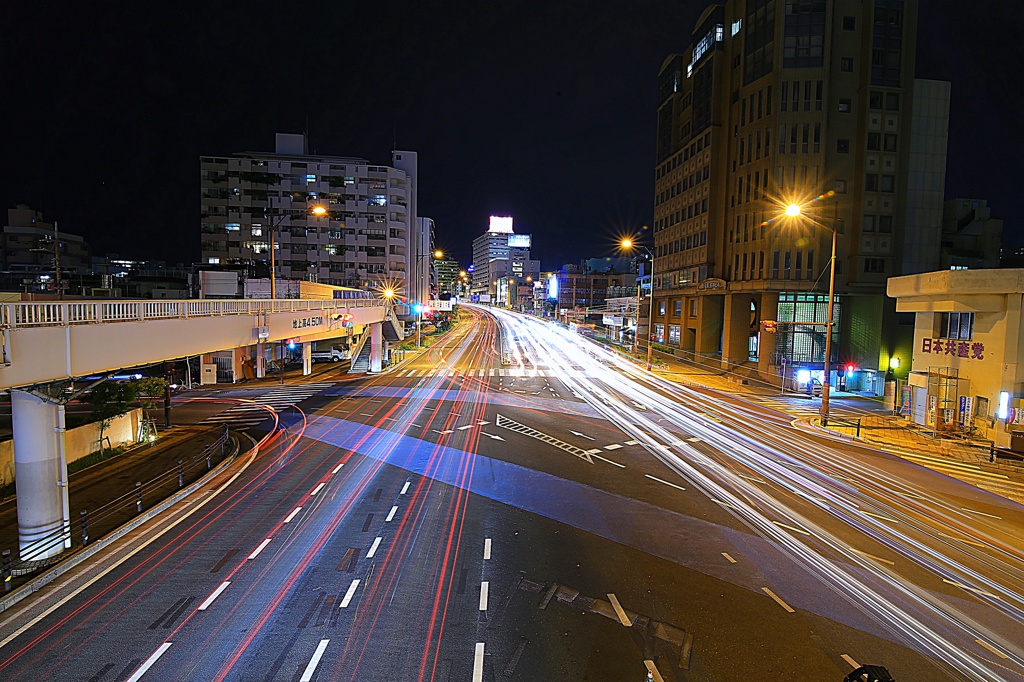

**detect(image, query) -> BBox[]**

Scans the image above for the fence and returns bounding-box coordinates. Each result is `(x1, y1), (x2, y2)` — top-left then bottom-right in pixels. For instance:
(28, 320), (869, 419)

(2, 424), (232, 584)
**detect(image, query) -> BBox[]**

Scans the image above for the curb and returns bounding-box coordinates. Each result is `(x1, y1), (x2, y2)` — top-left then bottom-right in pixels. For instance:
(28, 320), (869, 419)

(0, 433), (245, 614)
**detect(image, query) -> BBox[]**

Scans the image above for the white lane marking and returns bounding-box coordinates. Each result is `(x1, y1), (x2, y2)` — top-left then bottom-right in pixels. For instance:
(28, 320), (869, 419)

(400, 481), (411, 494)
(359, 413), (376, 418)
(483, 538), (491, 560)
(721, 552), (737, 564)
(686, 436), (701, 443)
(473, 642), (485, 682)
(607, 593), (633, 626)
(960, 507), (1002, 519)
(433, 429), (455, 435)
(479, 581), (489, 611)
(643, 660), (665, 682)
(477, 420), (491, 425)
(772, 521), (811, 536)
(248, 538), (273, 560)
(593, 454), (625, 468)
(943, 579), (1001, 599)
(976, 639), (1010, 659)
(603, 443), (623, 450)
(761, 587), (795, 613)
(283, 507), (303, 524)
(385, 505), (398, 522)
(712, 499), (736, 510)
(860, 510), (900, 523)
(198, 581), (231, 611)
(840, 654), (859, 668)
(367, 537), (383, 558)
(735, 473), (767, 484)
(457, 425), (474, 430)
(126, 642), (173, 682)
(384, 417), (397, 422)
(299, 639), (330, 682)
(850, 548), (895, 566)
(624, 440), (639, 445)
(570, 430), (595, 440)
(331, 462), (345, 475)
(645, 474), (686, 491)
(310, 482), (326, 496)
(339, 579), (360, 608)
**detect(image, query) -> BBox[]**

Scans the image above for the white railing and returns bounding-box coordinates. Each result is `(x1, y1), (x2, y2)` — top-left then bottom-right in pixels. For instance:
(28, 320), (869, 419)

(0, 298), (385, 329)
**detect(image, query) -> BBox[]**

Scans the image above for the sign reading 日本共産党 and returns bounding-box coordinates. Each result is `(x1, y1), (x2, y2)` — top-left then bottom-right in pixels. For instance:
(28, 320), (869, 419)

(921, 337), (984, 360)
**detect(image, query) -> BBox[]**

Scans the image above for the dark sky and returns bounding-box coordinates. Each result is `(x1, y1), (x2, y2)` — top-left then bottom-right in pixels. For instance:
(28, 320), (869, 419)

(2, 1), (1021, 271)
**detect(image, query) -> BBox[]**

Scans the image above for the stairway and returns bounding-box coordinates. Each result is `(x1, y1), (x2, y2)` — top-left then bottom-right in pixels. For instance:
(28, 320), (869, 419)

(348, 340), (372, 373)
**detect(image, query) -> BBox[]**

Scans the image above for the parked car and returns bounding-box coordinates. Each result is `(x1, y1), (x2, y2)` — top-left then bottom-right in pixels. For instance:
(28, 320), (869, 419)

(311, 346), (347, 363)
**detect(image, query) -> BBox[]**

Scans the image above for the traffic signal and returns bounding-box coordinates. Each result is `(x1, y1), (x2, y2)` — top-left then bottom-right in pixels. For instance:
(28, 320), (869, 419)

(413, 303), (423, 314)
(846, 364), (856, 375)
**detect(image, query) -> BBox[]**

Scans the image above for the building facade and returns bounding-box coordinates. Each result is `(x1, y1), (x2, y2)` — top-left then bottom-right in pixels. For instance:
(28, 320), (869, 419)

(888, 269), (1024, 450)
(200, 133), (419, 293)
(470, 216), (539, 298)
(940, 198), (1002, 270)
(651, 0), (945, 392)
(434, 258), (460, 297)
(2, 205), (91, 294)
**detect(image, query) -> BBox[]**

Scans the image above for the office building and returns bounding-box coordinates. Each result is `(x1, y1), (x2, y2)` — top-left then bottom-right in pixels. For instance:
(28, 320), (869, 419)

(651, 0), (945, 394)
(434, 257), (461, 297)
(470, 216), (539, 299)
(200, 133), (419, 293)
(410, 216), (436, 306)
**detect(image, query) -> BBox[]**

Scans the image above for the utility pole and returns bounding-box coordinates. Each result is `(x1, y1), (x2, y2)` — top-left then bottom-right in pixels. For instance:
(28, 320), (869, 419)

(54, 221), (63, 300)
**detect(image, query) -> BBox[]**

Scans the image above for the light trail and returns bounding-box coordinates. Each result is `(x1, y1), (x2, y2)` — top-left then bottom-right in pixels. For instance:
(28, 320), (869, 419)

(481, 305), (1024, 680)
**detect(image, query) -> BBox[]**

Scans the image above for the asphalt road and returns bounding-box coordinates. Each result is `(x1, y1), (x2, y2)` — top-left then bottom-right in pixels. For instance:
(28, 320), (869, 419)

(0, 307), (1022, 681)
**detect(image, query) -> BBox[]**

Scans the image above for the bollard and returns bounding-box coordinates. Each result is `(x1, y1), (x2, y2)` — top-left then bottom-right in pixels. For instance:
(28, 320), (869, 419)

(856, 419), (862, 438)
(80, 510), (89, 547)
(135, 482), (142, 513)
(178, 459), (184, 488)
(2, 549), (11, 593)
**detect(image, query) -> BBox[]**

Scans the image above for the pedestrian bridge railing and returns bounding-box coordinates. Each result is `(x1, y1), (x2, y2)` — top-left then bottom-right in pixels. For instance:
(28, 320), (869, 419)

(0, 298), (385, 329)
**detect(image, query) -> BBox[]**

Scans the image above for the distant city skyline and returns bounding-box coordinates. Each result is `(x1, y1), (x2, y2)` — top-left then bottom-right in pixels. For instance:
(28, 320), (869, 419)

(1, 1), (1016, 272)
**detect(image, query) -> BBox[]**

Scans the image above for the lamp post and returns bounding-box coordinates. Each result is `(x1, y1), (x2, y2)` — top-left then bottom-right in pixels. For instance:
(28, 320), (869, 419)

(265, 204), (327, 299)
(413, 249), (443, 347)
(621, 239), (655, 371)
(784, 192), (838, 426)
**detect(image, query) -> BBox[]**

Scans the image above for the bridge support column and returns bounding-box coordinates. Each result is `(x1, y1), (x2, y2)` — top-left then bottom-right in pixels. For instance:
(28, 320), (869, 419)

(12, 390), (71, 560)
(255, 343), (266, 379)
(369, 323), (383, 373)
(302, 342), (312, 376)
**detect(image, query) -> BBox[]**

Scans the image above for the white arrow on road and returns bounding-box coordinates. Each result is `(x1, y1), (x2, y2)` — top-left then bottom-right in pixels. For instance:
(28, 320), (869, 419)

(569, 430), (595, 440)
(481, 432), (505, 441)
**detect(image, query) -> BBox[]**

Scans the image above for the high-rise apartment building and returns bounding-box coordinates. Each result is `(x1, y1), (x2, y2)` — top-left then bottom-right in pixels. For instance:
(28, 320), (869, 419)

(434, 258), (461, 297)
(200, 134), (420, 293)
(652, 0), (946, 393)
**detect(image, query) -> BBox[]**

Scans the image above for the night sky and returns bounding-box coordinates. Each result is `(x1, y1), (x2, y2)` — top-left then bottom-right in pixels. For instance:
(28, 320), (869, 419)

(2, 0), (1020, 271)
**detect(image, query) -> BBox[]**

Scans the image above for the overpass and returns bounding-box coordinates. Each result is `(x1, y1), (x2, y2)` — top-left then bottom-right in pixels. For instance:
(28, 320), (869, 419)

(0, 297), (403, 560)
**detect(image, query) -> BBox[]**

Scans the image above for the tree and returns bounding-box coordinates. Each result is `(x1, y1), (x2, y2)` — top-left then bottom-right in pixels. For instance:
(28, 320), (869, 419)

(86, 378), (168, 453)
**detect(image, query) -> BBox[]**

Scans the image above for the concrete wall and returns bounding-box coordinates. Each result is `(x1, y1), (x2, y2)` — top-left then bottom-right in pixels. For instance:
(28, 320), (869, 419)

(0, 408), (142, 488)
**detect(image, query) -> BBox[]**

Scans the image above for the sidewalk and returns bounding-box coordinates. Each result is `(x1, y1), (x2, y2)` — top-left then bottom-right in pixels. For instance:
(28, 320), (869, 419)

(635, 346), (1024, 505)
(0, 424), (231, 586)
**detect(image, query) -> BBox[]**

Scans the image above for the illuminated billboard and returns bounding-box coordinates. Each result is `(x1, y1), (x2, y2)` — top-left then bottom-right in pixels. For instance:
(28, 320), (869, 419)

(488, 216), (514, 233)
(547, 274), (558, 299)
(507, 234), (531, 248)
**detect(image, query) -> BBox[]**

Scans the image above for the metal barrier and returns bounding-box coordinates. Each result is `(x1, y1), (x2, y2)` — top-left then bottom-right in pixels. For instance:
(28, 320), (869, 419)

(3, 424), (232, 582)
(1, 298), (385, 330)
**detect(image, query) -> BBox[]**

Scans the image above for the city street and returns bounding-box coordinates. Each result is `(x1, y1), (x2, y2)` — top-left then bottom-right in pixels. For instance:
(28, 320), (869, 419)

(0, 307), (1022, 681)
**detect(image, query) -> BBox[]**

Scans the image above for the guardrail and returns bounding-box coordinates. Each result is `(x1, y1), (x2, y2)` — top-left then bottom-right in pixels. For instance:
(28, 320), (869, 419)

(0, 298), (385, 329)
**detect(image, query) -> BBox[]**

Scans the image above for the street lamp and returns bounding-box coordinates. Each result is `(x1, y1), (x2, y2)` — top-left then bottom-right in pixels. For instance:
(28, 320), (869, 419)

(620, 239), (655, 371)
(413, 250), (442, 347)
(266, 204), (328, 299)
(782, 190), (838, 426)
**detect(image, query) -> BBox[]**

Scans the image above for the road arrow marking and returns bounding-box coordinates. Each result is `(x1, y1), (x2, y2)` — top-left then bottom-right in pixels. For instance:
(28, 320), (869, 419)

(481, 432), (505, 441)
(569, 430), (595, 440)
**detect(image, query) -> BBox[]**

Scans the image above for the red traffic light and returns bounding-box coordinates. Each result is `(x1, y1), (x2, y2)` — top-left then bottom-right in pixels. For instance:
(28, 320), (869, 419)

(846, 364), (856, 374)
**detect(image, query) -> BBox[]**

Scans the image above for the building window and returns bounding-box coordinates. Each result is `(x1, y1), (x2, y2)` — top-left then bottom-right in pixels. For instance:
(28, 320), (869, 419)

(780, 82), (788, 111)
(883, 134), (898, 152)
(881, 175), (895, 192)
(674, 299), (683, 316)
(654, 324), (666, 344)
(838, 98), (852, 113)
(842, 16), (856, 30)
(868, 132), (881, 150)
(690, 299), (698, 316)
(668, 325), (681, 344)
(885, 93), (900, 111)
(878, 215), (893, 233)
(835, 179), (847, 194)
(938, 312), (974, 340)
(837, 139), (850, 153)
(863, 215), (876, 232)
(658, 301), (667, 316)
(865, 174), (879, 191)
(869, 91), (883, 109)
(840, 57), (853, 72)
(864, 258), (885, 273)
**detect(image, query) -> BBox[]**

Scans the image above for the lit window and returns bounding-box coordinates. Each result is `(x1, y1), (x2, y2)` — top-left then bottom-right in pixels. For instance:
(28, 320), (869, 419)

(226, 223), (240, 231)
(208, 257), (220, 264)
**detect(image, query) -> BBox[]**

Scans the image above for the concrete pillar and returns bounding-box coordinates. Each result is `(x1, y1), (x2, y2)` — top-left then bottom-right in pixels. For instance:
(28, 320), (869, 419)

(721, 293), (752, 370)
(757, 292), (780, 384)
(696, 294), (723, 368)
(256, 342), (266, 379)
(12, 390), (71, 560)
(302, 342), (312, 376)
(369, 322), (383, 373)
(230, 348), (244, 383)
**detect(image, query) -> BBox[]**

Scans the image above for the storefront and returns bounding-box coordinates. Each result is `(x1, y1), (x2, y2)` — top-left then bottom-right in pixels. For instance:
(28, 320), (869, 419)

(888, 269), (1024, 449)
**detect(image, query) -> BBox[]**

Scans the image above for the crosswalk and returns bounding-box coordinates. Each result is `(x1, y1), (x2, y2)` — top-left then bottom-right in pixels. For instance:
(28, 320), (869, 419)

(202, 382), (335, 429)
(398, 367), (559, 378)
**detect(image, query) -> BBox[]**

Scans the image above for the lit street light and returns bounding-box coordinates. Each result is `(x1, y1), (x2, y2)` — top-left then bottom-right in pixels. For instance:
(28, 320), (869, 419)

(620, 238), (655, 371)
(781, 190), (838, 426)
